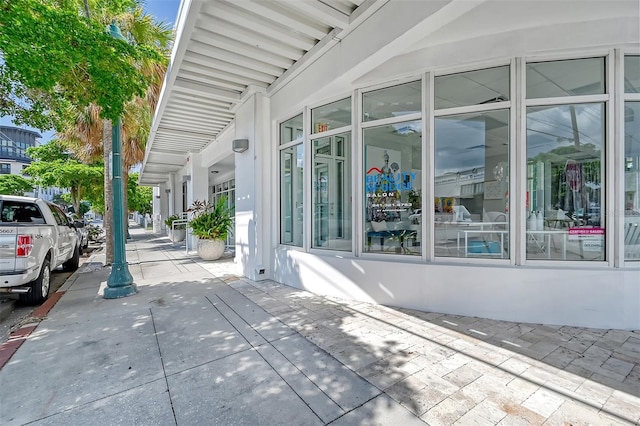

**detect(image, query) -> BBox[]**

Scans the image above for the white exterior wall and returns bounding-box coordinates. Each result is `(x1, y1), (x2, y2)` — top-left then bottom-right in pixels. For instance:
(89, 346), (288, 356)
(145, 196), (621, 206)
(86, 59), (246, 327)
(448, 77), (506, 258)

(266, 1), (640, 329)
(235, 92), (271, 281)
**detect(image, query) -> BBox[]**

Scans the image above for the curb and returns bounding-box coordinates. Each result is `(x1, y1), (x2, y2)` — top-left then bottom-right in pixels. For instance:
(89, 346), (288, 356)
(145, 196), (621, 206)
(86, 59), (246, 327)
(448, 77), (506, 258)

(0, 293), (64, 370)
(0, 250), (101, 371)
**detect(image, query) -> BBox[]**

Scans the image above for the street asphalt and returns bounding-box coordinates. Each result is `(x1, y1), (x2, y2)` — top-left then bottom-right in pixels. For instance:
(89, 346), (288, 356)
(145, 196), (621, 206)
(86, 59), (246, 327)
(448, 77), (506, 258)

(0, 225), (638, 425)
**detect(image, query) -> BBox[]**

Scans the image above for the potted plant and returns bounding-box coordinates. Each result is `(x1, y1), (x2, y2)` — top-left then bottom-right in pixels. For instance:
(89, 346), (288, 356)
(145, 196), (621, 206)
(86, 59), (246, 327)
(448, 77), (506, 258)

(188, 197), (233, 260)
(165, 214), (186, 242)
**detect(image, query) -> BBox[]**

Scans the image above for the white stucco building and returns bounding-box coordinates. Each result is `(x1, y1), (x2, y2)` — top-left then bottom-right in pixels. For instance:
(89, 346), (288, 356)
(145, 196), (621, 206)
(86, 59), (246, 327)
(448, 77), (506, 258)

(140, 0), (640, 330)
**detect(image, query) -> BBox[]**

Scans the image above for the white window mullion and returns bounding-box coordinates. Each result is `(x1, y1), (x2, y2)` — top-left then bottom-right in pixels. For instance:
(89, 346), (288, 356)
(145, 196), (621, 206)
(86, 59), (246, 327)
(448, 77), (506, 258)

(354, 89), (364, 257)
(509, 57), (518, 266)
(303, 106), (312, 252)
(424, 71), (434, 262)
(515, 57), (527, 265)
(604, 50), (615, 267)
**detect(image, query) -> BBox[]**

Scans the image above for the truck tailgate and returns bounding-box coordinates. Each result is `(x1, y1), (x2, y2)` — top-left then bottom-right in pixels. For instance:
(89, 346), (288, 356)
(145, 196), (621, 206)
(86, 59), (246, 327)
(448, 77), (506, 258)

(0, 227), (17, 272)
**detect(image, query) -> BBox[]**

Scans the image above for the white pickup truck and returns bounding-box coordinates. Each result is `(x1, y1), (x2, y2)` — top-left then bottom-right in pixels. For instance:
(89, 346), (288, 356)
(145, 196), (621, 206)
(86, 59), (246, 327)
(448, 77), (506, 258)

(0, 195), (81, 304)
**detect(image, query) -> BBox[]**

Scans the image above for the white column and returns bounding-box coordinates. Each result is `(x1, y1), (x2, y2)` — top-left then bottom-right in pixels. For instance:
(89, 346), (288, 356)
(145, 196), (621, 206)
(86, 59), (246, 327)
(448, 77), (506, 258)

(190, 152), (209, 205)
(235, 92), (271, 281)
(158, 183), (170, 232)
(152, 186), (162, 233)
(168, 173), (176, 216)
(184, 152), (209, 250)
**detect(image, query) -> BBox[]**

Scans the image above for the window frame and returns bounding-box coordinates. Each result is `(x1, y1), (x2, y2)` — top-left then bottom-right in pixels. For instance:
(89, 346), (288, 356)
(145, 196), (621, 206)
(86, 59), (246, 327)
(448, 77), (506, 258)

(521, 52), (613, 267)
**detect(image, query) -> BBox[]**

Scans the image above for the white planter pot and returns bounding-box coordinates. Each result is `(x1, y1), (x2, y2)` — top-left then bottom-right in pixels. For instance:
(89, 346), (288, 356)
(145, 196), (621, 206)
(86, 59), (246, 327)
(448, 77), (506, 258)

(169, 229), (186, 242)
(197, 238), (225, 260)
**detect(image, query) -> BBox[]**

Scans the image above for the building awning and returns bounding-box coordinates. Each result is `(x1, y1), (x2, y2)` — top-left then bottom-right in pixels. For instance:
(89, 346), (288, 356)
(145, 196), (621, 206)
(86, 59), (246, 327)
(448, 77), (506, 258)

(140, 0), (380, 185)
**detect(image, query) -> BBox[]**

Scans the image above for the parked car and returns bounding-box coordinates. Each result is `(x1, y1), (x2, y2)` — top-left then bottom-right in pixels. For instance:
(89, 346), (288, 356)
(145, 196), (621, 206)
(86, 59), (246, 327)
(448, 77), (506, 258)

(0, 195), (81, 305)
(67, 213), (89, 253)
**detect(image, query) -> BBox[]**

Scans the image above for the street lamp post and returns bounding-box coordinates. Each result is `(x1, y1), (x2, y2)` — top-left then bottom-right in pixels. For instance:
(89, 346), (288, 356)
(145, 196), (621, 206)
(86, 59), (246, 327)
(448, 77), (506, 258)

(105, 22), (136, 299)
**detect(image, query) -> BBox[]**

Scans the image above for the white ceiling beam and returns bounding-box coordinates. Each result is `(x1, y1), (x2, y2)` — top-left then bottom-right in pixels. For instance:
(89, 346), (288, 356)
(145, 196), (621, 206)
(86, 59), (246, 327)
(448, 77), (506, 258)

(156, 127), (217, 139)
(181, 56), (274, 84)
(191, 30), (293, 69)
(269, 27), (341, 96)
(326, 0), (357, 16)
(154, 139), (204, 149)
(162, 116), (228, 129)
(230, 0), (329, 40)
(159, 122), (222, 135)
(166, 111), (233, 123)
(201, 1), (317, 49)
(180, 68), (248, 92)
(286, 0), (350, 28)
(164, 111), (231, 124)
(170, 94), (232, 110)
(196, 17), (304, 60)
(173, 78), (242, 103)
(187, 40), (284, 77)
(167, 102), (235, 118)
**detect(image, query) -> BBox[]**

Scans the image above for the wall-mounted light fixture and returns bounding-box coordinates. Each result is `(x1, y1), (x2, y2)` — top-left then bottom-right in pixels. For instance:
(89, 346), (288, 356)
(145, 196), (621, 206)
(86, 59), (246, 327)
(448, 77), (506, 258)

(211, 170), (219, 174)
(165, 189), (171, 194)
(232, 138), (249, 153)
(182, 175), (191, 182)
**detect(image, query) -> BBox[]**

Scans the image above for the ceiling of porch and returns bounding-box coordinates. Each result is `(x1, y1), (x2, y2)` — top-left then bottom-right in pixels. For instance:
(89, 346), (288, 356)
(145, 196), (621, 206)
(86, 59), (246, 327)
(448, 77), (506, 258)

(140, 0), (379, 185)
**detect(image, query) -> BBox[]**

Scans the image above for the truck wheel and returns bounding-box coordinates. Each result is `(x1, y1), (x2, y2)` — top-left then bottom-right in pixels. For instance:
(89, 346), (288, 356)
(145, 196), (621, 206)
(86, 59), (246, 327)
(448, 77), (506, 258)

(63, 246), (80, 272)
(19, 258), (51, 305)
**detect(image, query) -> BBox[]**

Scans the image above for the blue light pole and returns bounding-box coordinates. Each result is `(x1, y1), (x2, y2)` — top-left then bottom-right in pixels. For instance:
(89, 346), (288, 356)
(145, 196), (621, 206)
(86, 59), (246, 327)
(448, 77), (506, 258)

(105, 22), (136, 299)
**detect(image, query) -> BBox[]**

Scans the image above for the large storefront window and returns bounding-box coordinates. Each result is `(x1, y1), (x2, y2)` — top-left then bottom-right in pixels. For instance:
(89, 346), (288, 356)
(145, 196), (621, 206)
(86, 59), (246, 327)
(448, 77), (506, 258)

(526, 103), (605, 260)
(625, 102), (640, 260)
(363, 121), (422, 255)
(362, 81), (421, 122)
(525, 57), (606, 261)
(312, 133), (352, 250)
(280, 145), (304, 246)
(434, 66), (510, 259)
(312, 98), (351, 132)
(434, 110), (510, 258)
(624, 55), (640, 261)
(211, 179), (236, 246)
(435, 66), (510, 109)
(280, 114), (304, 246)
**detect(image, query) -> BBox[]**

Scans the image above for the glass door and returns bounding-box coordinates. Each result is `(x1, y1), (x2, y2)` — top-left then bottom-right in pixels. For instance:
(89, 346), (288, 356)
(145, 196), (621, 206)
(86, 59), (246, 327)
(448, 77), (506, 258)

(312, 134), (351, 250)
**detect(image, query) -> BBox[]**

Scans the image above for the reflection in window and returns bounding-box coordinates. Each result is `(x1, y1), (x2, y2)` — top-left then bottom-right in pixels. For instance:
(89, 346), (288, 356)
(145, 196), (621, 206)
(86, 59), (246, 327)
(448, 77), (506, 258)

(526, 103), (605, 261)
(362, 81), (421, 122)
(280, 144), (304, 246)
(434, 110), (510, 258)
(312, 98), (351, 133)
(280, 114), (303, 145)
(624, 102), (640, 261)
(0, 163), (10, 174)
(363, 121), (421, 256)
(625, 56), (640, 93)
(312, 133), (351, 251)
(527, 58), (605, 98)
(435, 66), (509, 110)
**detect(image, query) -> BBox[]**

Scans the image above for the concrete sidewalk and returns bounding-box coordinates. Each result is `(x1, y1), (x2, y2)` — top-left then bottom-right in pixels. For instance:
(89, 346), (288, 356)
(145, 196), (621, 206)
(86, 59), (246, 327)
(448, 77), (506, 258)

(0, 226), (638, 425)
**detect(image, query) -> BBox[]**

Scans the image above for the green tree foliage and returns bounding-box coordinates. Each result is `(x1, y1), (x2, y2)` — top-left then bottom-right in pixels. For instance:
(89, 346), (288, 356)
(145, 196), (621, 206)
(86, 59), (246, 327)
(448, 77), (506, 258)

(24, 140), (103, 214)
(0, 174), (34, 195)
(0, 0), (161, 129)
(128, 172), (152, 215)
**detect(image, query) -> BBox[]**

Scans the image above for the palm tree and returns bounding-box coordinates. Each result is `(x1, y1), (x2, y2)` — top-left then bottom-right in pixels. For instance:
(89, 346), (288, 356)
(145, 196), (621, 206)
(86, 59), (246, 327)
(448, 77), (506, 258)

(59, 2), (171, 263)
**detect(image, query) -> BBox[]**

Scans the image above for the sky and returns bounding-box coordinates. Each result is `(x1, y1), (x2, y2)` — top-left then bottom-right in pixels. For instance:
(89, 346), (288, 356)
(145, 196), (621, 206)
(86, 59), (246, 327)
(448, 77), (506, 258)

(0, 0), (182, 143)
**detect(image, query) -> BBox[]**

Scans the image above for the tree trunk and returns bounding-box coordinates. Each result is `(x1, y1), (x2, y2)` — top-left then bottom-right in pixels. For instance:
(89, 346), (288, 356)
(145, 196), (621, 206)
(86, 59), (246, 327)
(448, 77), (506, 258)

(73, 186), (82, 218)
(123, 168), (130, 239)
(103, 120), (114, 265)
